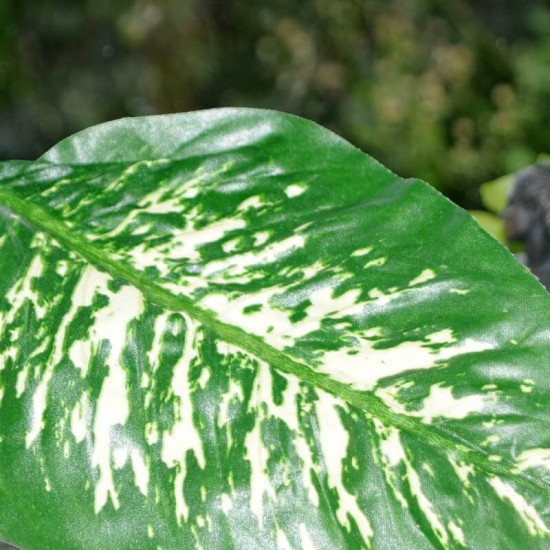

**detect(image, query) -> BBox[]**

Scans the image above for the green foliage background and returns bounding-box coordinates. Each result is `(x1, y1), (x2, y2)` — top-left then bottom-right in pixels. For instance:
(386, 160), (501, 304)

(0, 0), (549, 207)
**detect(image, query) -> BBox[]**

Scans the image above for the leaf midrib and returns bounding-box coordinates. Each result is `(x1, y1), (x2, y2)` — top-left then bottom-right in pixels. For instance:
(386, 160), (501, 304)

(0, 186), (548, 498)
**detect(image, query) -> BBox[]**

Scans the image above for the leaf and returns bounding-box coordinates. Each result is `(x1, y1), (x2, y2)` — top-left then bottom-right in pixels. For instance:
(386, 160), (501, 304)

(479, 154), (550, 214)
(468, 210), (506, 243)
(1, 109), (550, 549)
(479, 173), (515, 214)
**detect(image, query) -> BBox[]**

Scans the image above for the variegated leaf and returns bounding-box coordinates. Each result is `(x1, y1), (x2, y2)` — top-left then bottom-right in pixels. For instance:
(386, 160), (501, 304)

(1, 110), (550, 549)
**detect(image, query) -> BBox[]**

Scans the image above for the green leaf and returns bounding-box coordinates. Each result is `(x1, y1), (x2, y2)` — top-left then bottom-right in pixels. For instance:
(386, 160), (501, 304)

(479, 173), (515, 214)
(1, 109), (550, 549)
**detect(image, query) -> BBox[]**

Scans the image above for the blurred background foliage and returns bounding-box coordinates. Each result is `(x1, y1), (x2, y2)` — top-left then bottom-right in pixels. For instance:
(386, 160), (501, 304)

(0, 0), (548, 208)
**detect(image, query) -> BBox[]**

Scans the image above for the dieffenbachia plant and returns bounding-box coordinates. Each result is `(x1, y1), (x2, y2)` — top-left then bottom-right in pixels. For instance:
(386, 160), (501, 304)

(0, 110), (549, 550)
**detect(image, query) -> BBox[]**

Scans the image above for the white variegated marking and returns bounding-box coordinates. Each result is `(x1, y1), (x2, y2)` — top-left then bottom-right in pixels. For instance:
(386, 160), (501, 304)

(306, 287), (362, 325)
(113, 447), (129, 469)
(244, 358), (321, 508)
(6, 252), (46, 323)
(139, 176), (189, 212)
(253, 231), (270, 247)
(448, 457), (475, 489)
(200, 283), (491, 387)
(200, 288), (295, 347)
(378, 425), (406, 468)
(448, 520), (466, 546)
(56, 260), (68, 276)
(103, 159), (167, 195)
(422, 463), (434, 477)
(407, 466), (449, 545)
(372, 419), (408, 507)
(131, 449), (149, 496)
(0, 347), (16, 373)
(92, 283), (144, 513)
(202, 235), (306, 279)
(54, 265), (111, 370)
(515, 449), (550, 472)
(131, 224), (150, 236)
(301, 260), (325, 280)
(92, 163), (217, 239)
(367, 287), (403, 306)
(69, 341), (92, 376)
(222, 238), (240, 253)
(284, 184), (306, 198)
(276, 529), (292, 550)
(234, 283), (365, 348)
(127, 215), (248, 274)
(201, 283), (363, 350)
(409, 269), (436, 286)
(481, 434), (501, 447)
(365, 257), (386, 268)
(319, 332), (493, 391)
(259, 362), (300, 431)
(161, 314), (205, 524)
(299, 524), (316, 550)
(426, 329), (455, 344)
(16, 336), (51, 398)
(170, 218), (246, 261)
(220, 493), (232, 514)
(127, 245), (171, 276)
(148, 313), (170, 373)
(489, 477), (550, 535)
(71, 392), (89, 443)
(416, 384), (487, 424)
(26, 266), (111, 447)
(294, 436), (319, 506)
(237, 195), (267, 211)
(197, 368), (210, 389)
(520, 379), (535, 393)
(351, 247), (372, 257)
(363, 327), (383, 338)
(218, 381), (245, 428)
(316, 391), (373, 543)
(244, 363), (277, 526)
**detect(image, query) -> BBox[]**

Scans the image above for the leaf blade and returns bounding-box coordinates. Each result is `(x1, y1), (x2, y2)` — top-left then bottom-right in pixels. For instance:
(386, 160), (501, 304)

(1, 110), (550, 548)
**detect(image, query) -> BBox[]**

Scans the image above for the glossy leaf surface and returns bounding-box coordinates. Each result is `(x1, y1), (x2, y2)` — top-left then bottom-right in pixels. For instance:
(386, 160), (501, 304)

(1, 110), (550, 549)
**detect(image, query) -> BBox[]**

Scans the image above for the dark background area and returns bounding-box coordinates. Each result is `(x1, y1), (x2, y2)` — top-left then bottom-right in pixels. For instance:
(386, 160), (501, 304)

(0, 0), (548, 208)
